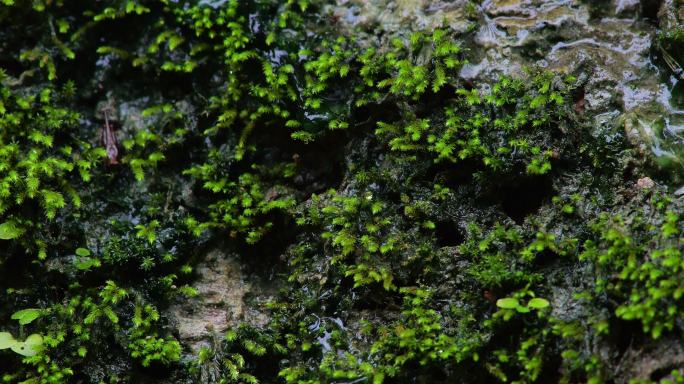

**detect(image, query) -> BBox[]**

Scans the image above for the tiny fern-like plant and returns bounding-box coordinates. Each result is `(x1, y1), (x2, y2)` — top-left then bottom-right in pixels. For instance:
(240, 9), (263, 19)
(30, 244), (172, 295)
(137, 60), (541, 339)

(0, 79), (105, 258)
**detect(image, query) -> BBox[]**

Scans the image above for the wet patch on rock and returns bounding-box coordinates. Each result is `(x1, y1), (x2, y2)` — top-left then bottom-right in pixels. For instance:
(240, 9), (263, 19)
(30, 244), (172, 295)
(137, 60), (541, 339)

(616, 337), (684, 382)
(327, 0), (476, 36)
(330, 0), (684, 187)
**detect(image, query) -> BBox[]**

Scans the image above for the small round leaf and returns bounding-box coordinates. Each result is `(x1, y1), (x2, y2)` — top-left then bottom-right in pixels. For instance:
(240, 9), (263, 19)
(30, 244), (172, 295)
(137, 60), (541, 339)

(11, 334), (43, 357)
(75, 248), (91, 257)
(0, 332), (17, 349)
(496, 297), (519, 309)
(24, 334), (43, 347)
(516, 305), (530, 313)
(11, 308), (43, 325)
(528, 298), (550, 309)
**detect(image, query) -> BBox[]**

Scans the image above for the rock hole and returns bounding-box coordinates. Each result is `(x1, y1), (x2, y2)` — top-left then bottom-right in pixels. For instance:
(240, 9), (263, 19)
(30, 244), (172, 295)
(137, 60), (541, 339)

(237, 210), (297, 276)
(291, 129), (348, 195)
(533, 249), (563, 271)
(651, 365), (684, 382)
(434, 220), (465, 247)
(641, 0), (662, 22)
(609, 317), (643, 353)
(427, 158), (476, 188)
(500, 176), (554, 224)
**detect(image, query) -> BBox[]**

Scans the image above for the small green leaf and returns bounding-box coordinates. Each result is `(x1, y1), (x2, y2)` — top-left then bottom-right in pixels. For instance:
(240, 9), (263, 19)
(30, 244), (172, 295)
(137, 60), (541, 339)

(11, 308), (43, 325)
(527, 297), (550, 309)
(496, 297), (519, 309)
(0, 221), (24, 240)
(0, 332), (17, 349)
(515, 305), (530, 313)
(75, 248), (90, 257)
(75, 257), (101, 271)
(11, 334), (43, 357)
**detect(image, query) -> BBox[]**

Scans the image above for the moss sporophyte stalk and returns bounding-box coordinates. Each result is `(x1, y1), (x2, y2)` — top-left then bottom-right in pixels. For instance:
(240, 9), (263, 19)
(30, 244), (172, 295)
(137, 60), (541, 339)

(0, 0), (683, 383)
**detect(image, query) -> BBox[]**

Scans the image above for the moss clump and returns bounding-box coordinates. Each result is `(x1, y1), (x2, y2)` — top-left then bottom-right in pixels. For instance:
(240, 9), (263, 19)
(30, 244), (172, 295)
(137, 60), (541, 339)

(0, 80), (105, 258)
(376, 72), (572, 178)
(581, 194), (684, 339)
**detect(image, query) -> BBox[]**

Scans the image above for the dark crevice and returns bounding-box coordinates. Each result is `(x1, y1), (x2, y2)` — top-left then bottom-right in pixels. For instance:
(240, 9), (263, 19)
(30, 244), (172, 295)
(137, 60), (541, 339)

(235, 211), (298, 278)
(434, 220), (465, 247)
(427, 159), (477, 189)
(499, 176), (554, 224)
(642, 0), (662, 22)
(651, 362), (684, 381)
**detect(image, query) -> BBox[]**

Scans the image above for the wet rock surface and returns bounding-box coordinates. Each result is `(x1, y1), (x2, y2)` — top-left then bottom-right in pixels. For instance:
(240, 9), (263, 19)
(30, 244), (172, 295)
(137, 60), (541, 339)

(327, 0), (475, 36)
(331, 0), (684, 184)
(618, 337), (684, 382)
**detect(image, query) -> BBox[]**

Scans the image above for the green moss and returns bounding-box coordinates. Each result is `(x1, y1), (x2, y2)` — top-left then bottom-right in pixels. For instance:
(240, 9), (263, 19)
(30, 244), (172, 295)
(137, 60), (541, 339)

(376, 72), (573, 180)
(128, 303), (181, 367)
(0, 80), (105, 258)
(580, 194), (684, 339)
